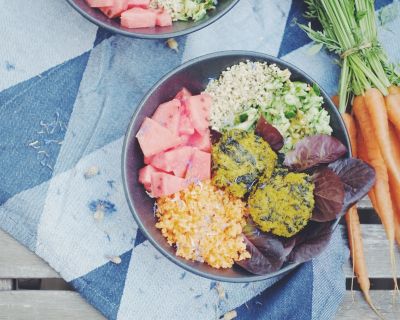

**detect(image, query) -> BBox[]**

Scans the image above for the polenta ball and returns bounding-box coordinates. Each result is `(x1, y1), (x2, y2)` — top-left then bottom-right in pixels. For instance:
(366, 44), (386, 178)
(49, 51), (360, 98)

(248, 168), (315, 237)
(212, 129), (277, 198)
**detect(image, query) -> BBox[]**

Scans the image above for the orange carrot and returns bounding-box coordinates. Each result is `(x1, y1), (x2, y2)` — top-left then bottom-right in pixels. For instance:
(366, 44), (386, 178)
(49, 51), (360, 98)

(353, 95), (398, 290)
(365, 88), (400, 196)
(385, 93), (400, 133)
(342, 113), (373, 306)
(388, 86), (400, 95)
(342, 113), (358, 156)
(388, 123), (400, 246)
(331, 95), (340, 108)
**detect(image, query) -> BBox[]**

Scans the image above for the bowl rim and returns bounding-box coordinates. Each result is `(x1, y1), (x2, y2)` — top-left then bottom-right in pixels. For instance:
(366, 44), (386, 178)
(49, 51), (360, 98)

(121, 50), (349, 282)
(65, 0), (240, 39)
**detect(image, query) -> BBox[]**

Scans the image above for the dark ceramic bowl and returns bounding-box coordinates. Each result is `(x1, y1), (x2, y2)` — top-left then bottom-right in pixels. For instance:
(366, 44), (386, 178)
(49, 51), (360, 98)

(122, 51), (350, 282)
(66, 0), (239, 39)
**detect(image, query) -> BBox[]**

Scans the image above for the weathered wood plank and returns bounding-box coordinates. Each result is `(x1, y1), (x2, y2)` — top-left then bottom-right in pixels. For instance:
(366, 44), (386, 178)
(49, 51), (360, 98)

(0, 229), (58, 278)
(357, 196), (372, 209)
(341, 225), (400, 278)
(0, 280), (12, 291)
(0, 291), (104, 320)
(336, 291), (400, 319)
(0, 290), (398, 319)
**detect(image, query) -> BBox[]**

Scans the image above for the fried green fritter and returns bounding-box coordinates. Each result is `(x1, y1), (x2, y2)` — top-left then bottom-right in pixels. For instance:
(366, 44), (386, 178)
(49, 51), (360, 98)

(248, 168), (315, 237)
(212, 129), (277, 198)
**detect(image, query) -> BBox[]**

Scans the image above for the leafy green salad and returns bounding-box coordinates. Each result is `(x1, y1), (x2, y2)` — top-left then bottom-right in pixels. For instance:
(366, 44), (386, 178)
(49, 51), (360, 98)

(152, 0), (217, 21)
(206, 61), (332, 152)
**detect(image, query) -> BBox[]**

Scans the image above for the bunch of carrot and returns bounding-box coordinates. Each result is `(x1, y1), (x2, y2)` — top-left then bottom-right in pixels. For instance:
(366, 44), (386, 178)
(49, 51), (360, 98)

(301, 0), (400, 315)
(343, 87), (400, 314)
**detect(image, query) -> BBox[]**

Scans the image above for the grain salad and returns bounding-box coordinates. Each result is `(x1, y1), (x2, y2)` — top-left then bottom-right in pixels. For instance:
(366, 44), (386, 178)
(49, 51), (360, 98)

(150, 0), (217, 21)
(205, 61), (332, 151)
(155, 181), (250, 269)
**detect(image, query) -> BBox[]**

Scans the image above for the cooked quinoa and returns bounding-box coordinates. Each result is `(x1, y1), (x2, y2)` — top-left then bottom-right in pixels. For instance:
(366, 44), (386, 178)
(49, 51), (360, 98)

(151, 0), (216, 21)
(205, 61), (332, 151)
(155, 181), (250, 269)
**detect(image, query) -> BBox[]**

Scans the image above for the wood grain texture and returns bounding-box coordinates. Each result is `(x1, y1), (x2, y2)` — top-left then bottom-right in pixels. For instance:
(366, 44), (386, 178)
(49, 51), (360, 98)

(0, 229), (58, 278)
(0, 290), (398, 319)
(340, 225), (400, 278)
(0, 291), (104, 320)
(0, 280), (12, 291)
(336, 291), (400, 319)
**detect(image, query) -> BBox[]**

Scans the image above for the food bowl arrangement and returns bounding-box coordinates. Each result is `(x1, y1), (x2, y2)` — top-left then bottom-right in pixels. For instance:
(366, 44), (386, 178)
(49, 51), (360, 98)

(122, 51), (375, 282)
(66, 0), (239, 39)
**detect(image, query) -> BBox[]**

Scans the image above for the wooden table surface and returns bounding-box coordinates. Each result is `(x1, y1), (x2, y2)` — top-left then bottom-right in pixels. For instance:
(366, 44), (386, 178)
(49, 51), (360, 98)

(0, 198), (399, 319)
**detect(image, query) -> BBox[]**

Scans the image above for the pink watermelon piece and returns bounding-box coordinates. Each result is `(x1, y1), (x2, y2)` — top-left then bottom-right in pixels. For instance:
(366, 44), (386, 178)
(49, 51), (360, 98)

(127, 0), (150, 8)
(179, 134), (191, 146)
(86, 0), (114, 7)
(136, 117), (181, 157)
(185, 94), (212, 135)
(138, 165), (159, 191)
(144, 155), (154, 165)
(188, 129), (211, 152)
(151, 146), (194, 178)
(152, 99), (181, 135)
(151, 172), (187, 197)
(179, 113), (195, 135)
(156, 10), (172, 27)
(121, 7), (156, 28)
(174, 87), (192, 101)
(100, 0), (128, 18)
(185, 149), (211, 183)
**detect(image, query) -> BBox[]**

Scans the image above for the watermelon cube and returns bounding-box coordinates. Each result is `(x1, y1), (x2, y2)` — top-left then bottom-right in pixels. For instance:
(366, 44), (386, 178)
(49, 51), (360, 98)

(185, 94), (212, 135)
(138, 165), (159, 191)
(136, 117), (181, 157)
(179, 114), (195, 135)
(127, 0), (150, 8)
(185, 149), (211, 183)
(144, 155), (154, 165)
(86, 0), (114, 7)
(151, 172), (187, 197)
(188, 129), (211, 152)
(151, 146), (194, 178)
(174, 87), (192, 101)
(156, 10), (172, 27)
(121, 7), (156, 28)
(100, 0), (128, 18)
(152, 99), (181, 135)
(179, 134), (191, 146)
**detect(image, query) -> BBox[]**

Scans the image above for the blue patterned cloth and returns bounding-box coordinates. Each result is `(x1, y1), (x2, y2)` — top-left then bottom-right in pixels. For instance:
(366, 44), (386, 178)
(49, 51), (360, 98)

(1, 0), (399, 319)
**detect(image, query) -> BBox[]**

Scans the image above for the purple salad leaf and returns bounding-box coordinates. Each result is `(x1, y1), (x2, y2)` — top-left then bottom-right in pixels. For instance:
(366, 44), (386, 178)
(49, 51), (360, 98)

(210, 128), (222, 145)
(242, 219), (295, 272)
(328, 158), (376, 214)
(288, 221), (333, 264)
(311, 167), (345, 222)
(283, 135), (347, 171)
(255, 116), (284, 152)
(236, 236), (284, 275)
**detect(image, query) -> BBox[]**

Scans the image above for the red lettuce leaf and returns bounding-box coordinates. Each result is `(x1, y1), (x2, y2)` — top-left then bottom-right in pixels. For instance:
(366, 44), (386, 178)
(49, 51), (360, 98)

(236, 236), (284, 275)
(255, 116), (284, 151)
(283, 135), (347, 171)
(240, 219), (295, 273)
(210, 128), (222, 144)
(328, 158), (376, 214)
(287, 221), (333, 264)
(311, 167), (345, 222)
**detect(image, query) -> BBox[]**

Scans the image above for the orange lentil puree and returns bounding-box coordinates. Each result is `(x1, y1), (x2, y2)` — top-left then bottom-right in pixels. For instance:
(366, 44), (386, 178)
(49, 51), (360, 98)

(155, 180), (250, 269)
